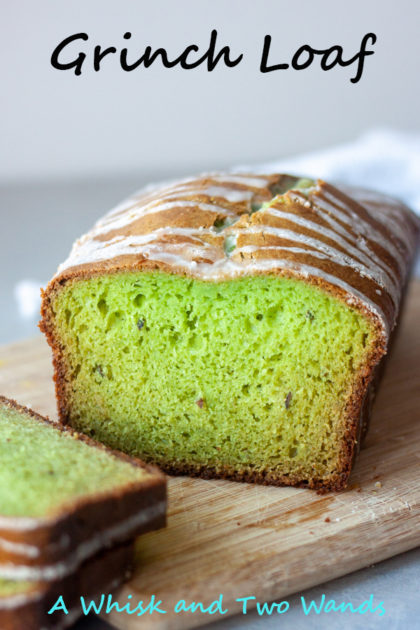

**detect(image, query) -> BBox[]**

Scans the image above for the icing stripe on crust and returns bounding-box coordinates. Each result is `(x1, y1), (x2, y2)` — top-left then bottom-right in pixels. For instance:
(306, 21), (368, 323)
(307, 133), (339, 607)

(0, 500), (164, 580)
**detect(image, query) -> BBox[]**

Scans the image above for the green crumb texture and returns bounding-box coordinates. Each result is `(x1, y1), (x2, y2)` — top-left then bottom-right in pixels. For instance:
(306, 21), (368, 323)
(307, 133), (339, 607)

(0, 578), (34, 597)
(0, 404), (151, 519)
(51, 272), (375, 481)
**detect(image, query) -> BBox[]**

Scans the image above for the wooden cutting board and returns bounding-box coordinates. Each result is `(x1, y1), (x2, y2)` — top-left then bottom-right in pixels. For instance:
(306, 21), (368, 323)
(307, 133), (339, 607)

(0, 283), (419, 630)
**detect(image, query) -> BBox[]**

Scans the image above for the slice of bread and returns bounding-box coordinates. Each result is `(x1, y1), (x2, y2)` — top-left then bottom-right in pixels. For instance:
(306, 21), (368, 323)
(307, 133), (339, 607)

(40, 173), (419, 491)
(0, 396), (166, 580)
(0, 541), (134, 630)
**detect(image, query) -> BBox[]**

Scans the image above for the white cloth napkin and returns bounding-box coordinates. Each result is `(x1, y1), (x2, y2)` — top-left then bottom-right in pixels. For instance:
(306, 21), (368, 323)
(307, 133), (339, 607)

(14, 280), (44, 320)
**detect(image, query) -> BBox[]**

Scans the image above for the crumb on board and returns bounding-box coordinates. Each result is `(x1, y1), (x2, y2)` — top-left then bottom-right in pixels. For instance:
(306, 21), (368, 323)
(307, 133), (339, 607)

(374, 481), (382, 488)
(324, 517), (331, 523)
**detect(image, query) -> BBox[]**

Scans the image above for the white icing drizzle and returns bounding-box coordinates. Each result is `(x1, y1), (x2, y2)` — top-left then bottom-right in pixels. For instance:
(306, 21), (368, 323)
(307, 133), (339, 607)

(0, 500), (165, 581)
(91, 201), (235, 240)
(269, 202), (405, 277)
(208, 174), (272, 188)
(196, 186), (254, 202)
(361, 203), (417, 253)
(0, 532), (70, 559)
(311, 191), (408, 275)
(137, 184), (254, 204)
(137, 199), (235, 218)
(256, 216), (401, 304)
(0, 515), (43, 531)
(266, 206), (402, 276)
(58, 228), (221, 272)
(0, 586), (43, 610)
(0, 537), (40, 559)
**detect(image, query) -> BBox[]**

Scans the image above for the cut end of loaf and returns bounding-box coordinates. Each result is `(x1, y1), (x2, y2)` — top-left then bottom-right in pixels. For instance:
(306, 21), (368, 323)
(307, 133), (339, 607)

(41, 271), (385, 491)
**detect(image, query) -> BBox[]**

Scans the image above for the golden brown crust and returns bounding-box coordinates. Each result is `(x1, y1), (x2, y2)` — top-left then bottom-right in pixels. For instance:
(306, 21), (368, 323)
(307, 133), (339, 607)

(39, 173), (420, 492)
(0, 396), (166, 573)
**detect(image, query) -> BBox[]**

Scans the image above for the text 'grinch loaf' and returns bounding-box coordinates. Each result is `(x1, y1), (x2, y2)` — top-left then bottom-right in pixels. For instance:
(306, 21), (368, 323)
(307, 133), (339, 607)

(40, 173), (419, 491)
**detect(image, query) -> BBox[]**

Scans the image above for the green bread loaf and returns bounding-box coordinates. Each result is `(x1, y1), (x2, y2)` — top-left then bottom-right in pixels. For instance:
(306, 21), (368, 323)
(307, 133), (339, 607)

(41, 173), (419, 490)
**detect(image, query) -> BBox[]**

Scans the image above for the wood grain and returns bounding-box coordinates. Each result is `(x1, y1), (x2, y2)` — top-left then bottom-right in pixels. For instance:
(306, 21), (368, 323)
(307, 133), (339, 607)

(0, 283), (419, 630)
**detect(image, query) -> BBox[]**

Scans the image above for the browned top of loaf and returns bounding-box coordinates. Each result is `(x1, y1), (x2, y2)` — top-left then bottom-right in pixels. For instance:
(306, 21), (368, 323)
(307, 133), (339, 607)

(51, 173), (419, 340)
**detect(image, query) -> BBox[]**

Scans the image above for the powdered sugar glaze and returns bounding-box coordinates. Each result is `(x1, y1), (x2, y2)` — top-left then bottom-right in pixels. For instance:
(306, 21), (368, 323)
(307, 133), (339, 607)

(56, 173), (419, 337)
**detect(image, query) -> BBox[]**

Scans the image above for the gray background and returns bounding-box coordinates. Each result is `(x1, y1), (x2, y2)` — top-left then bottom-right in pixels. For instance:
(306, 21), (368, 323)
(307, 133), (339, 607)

(1, 1), (419, 629)
(1, 0), (420, 183)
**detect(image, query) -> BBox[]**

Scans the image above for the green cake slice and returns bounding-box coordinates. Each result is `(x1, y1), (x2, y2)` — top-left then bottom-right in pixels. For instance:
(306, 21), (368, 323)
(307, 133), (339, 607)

(0, 396), (166, 580)
(40, 173), (419, 491)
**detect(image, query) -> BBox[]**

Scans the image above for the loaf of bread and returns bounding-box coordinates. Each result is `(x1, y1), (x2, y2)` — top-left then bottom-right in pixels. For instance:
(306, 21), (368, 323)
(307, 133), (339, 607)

(40, 174), (419, 491)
